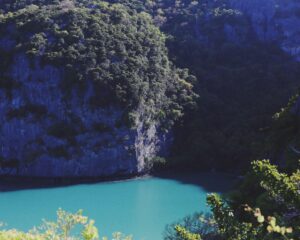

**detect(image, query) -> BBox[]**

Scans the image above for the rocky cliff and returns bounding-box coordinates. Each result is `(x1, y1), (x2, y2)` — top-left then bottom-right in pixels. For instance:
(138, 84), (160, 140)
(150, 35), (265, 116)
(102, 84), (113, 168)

(0, 0), (299, 176)
(150, 0), (300, 169)
(229, 0), (300, 60)
(0, 54), (160, 177)
(186, 0), (300, 60)
(0, 1), (195, 177)
(134, 0), (300, 69)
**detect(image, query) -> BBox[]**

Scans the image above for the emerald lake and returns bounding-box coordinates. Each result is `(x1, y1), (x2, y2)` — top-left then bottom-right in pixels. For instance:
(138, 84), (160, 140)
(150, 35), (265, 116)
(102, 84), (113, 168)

(0, 172), (235, 239)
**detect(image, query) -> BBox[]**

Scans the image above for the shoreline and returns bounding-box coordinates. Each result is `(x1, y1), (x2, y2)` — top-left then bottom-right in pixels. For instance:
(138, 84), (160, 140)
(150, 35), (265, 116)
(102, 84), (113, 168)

(0, 168), (241, 192)
(0, 172), (148, 192)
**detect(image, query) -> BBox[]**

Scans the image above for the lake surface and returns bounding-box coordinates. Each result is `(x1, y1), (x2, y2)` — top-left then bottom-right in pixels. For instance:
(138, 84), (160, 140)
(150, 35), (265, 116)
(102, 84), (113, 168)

(0, 172), (235, 239)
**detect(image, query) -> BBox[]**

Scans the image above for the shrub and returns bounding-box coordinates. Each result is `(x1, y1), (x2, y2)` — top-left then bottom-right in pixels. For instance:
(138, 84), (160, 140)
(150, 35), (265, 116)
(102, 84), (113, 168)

(0, 209), (132, 240)
(175, 160), (300, 240)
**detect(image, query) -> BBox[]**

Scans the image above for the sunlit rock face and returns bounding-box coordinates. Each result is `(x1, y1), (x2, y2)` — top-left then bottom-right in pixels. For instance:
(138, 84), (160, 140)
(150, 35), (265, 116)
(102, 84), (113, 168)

(0, 53), (166, 177)
(228, 0), (300, 60)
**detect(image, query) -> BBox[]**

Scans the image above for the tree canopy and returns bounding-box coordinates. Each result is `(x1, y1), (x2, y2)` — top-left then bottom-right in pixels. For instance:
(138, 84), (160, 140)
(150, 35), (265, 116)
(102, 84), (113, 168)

(0, 0), (196, 129)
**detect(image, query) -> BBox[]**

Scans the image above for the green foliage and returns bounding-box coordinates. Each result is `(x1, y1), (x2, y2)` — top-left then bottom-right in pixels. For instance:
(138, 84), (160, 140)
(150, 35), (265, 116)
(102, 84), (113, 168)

(175, 160), (299, 240)
(0, 0), (196, 129)
(175, 225), (201, 240)
(206, 193), (295, 240)
(252, 160), (300, 208)
(150, 156), (167, 170)
(269, 91), (300, 169)
(77, 0), (299, 170)
(110, 0), (300, 170)
(206, 193), (258, 240)
(164, 212), (217, 240)
(0, 209), (132, 240)
(1, 0), (299, 170)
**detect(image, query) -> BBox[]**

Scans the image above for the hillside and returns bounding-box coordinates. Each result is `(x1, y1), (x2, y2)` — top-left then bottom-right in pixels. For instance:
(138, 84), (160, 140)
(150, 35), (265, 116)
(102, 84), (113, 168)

(0, 1), (299, 239)
(0, 0), (299, 175)
(0, 0), (195, 177)
(117, 0), (300, 170)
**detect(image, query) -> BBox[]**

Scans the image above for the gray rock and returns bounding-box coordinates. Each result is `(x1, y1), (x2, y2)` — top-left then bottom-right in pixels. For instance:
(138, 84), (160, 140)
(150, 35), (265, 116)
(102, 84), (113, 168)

(0, 54), (167, 177)
(228, 0), (300, 59)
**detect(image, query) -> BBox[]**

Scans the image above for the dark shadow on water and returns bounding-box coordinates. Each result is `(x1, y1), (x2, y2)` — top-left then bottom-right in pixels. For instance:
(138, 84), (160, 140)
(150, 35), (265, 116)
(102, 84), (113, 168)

(0, 170), (240, 193)
(153, 170), (239, 193)
(0, 173), (143, 192)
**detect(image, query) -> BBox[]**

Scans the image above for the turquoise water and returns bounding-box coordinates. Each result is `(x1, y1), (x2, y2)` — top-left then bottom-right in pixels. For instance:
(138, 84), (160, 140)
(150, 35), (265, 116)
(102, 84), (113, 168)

(0, 173), (234, 239)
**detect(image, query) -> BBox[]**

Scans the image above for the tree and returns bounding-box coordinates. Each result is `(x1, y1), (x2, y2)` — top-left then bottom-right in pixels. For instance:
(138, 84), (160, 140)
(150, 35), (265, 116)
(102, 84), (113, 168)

(176, 160), (300, 240)
(0, 209), (132, 240)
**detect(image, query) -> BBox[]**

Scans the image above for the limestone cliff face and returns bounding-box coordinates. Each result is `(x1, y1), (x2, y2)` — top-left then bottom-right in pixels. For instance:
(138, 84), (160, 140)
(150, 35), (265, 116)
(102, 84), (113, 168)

(228, 0), (300, 60)
(0, 2), (197, 178)
(291, 95), (300, 116)
(0, 53), (166, 177)
(193, 0), (300, 60)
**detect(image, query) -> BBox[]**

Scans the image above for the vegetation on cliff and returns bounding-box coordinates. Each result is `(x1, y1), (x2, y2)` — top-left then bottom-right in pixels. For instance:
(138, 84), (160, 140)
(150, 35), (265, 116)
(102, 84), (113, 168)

(51, 0), (300, 170)
(0, 0), (198, 170)
(146, 0), (300, 170)
(112, 0), (300, 170)
(0, 0), (196, 129)
(1, 0), (299, 171)
(0, 1), (299, 239)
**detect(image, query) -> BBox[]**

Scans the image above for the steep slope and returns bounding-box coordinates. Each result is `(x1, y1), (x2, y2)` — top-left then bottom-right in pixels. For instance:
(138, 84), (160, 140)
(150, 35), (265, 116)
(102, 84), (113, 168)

(0, 1), (195, 177)
(229, 0), (300, 59)
(269, 90), (300, 169)
(120, 0), (300, 169)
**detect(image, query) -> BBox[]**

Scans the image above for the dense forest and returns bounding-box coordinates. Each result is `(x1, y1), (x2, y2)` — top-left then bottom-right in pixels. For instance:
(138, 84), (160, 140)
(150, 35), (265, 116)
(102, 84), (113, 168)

(0, 0), (196, 175)
(1, 0), (299, 172)
(79, 0), (300, 170)
(0, 0), (195, 126)
(0, 0), (299, 240)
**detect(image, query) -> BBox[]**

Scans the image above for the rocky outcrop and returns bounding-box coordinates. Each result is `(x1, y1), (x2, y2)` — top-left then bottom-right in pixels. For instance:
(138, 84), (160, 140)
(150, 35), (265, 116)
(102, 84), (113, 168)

(228, 0), (300, 60)
(0, 2), (197, 178)
(291, 95), (300, 116)
(192, 0), (300, 60)
(0, 54), (166, 177)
